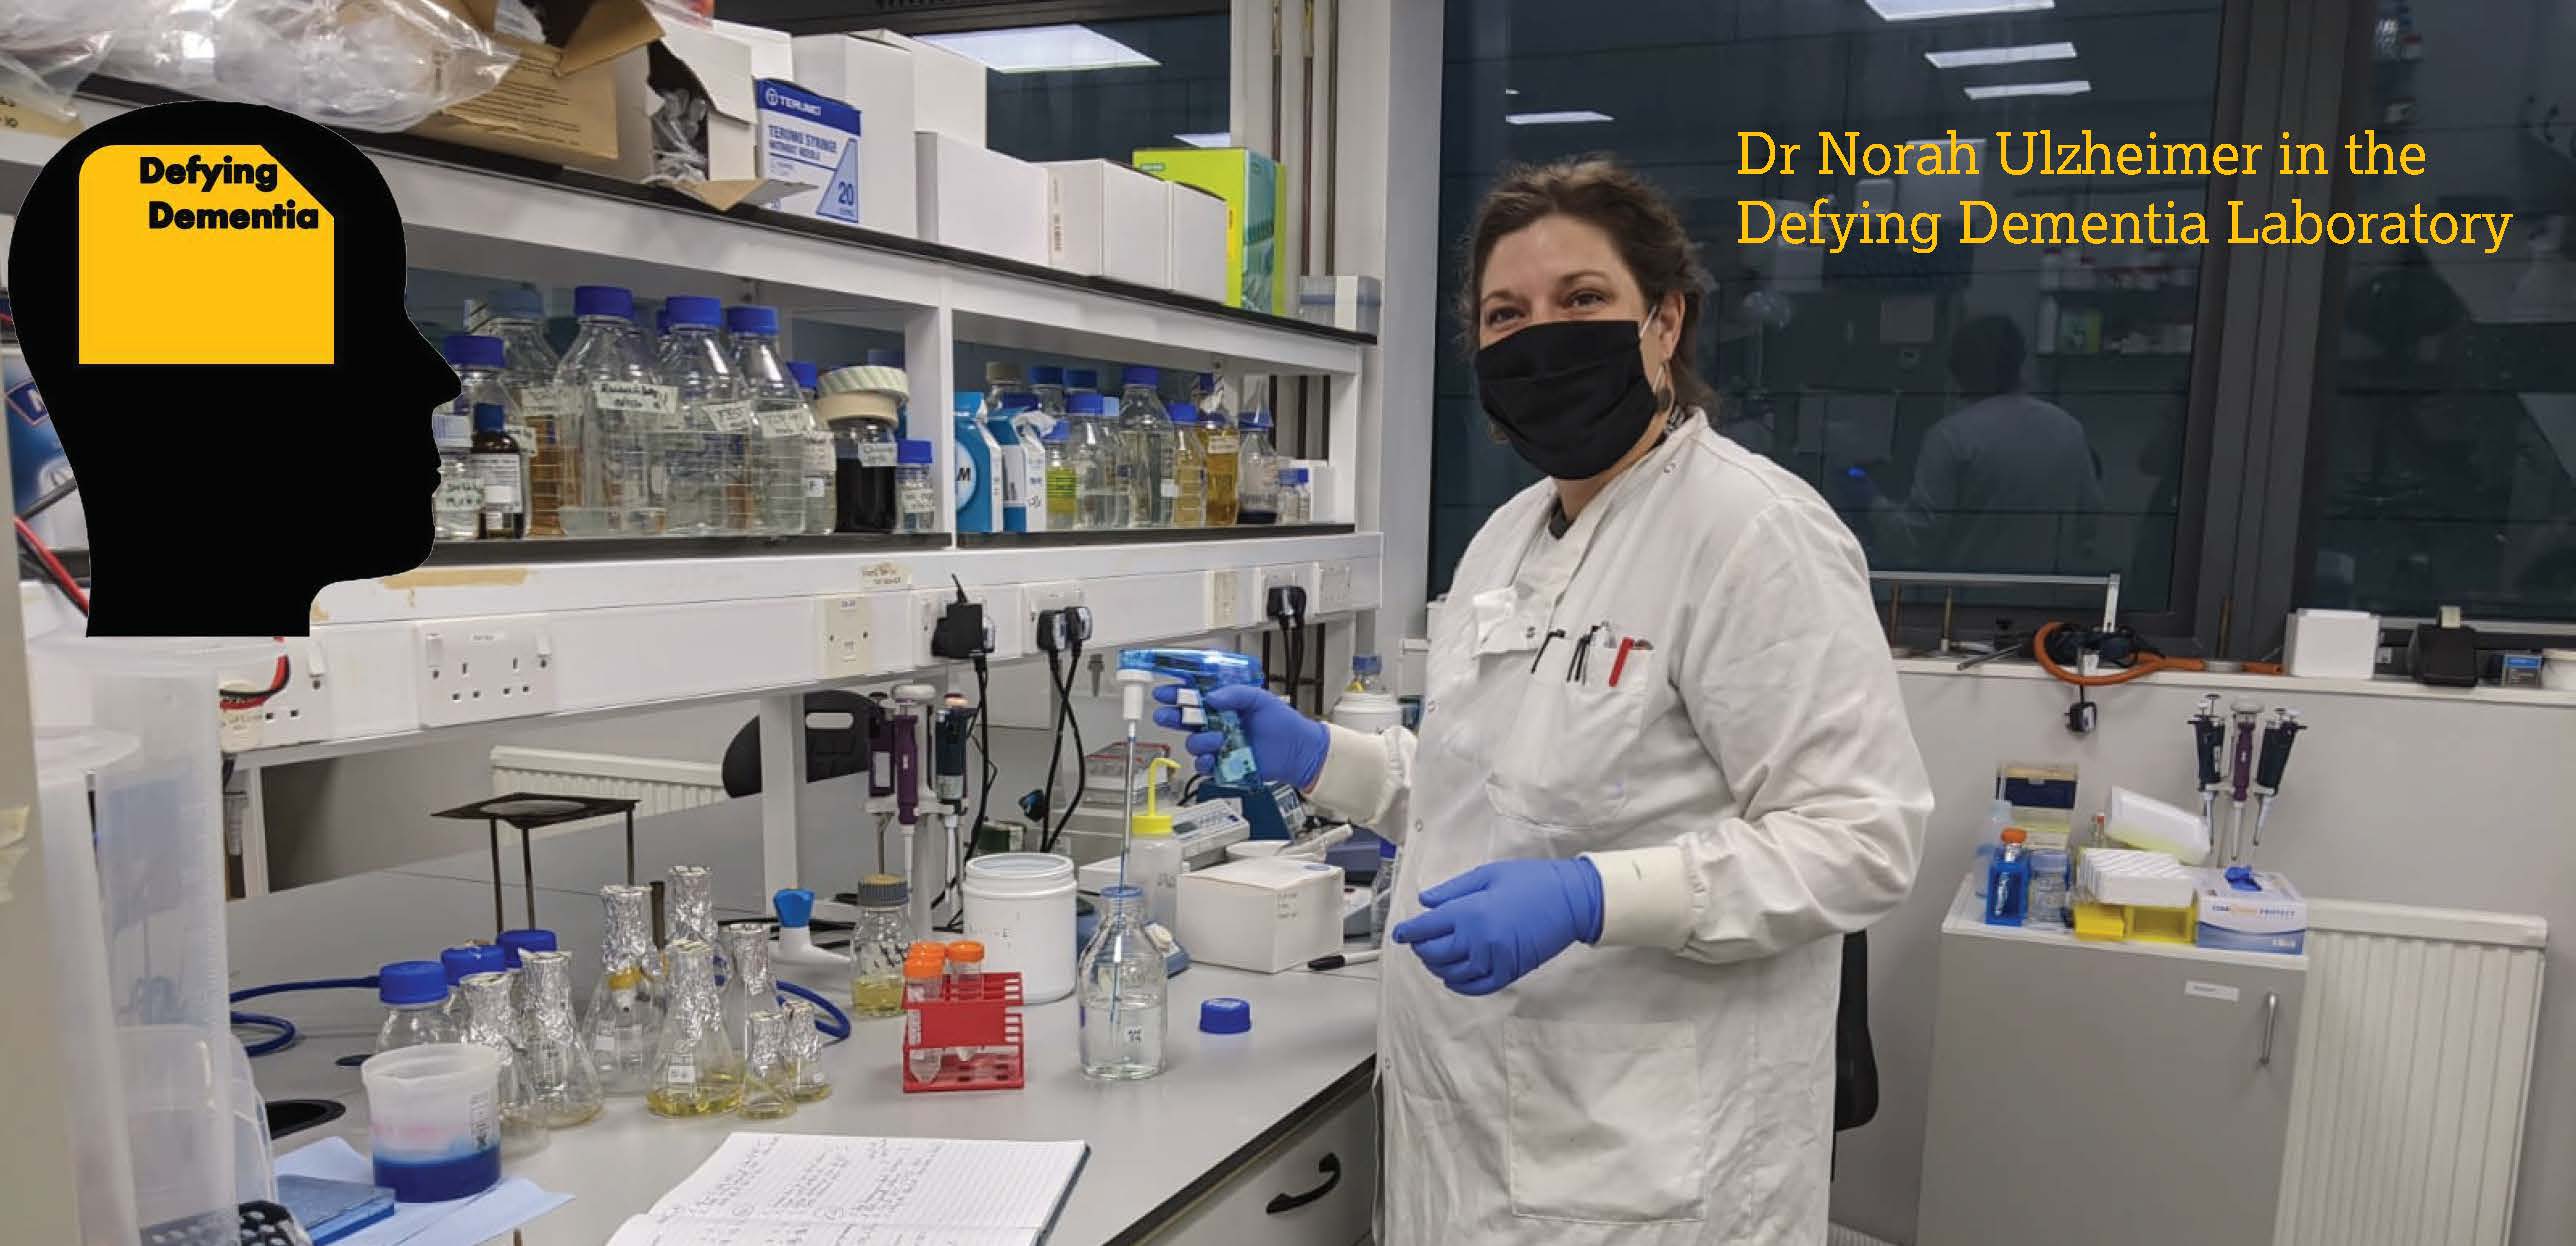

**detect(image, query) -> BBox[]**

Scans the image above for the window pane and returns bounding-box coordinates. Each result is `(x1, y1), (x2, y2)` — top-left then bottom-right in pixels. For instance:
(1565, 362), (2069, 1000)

(1433, 0), (2225, 613)
(973, 16), (1233, 164)
(2305, 1), (2576, 620)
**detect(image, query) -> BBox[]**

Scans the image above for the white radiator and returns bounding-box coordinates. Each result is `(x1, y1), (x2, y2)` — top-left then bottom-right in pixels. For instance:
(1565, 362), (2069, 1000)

(488, 746), (729, 837)
(2275, 899), (2548, 1246)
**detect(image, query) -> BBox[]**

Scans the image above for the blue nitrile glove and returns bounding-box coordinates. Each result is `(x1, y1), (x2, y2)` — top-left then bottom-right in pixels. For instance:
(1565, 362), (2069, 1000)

(1151, 682), (1329, 790)
(1391, 859), (1604, 997)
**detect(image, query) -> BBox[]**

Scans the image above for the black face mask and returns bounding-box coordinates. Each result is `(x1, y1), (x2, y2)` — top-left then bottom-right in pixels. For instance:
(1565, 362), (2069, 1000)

(1473, 317), (1667, 480)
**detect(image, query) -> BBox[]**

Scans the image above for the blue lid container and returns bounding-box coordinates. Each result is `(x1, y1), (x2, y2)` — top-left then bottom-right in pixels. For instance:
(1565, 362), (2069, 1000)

(496, 928), (557, 968)
(898, 439), (934, 466)
(441, 334), (504, 369)
(664, 296), (722, 327)
(1121, 365), (1159, 387)
(572, 285), (633, 319)
(1199, 997), (1252, 1034)
(726, 304), (780, 336)
(377, 961), (448, 1006)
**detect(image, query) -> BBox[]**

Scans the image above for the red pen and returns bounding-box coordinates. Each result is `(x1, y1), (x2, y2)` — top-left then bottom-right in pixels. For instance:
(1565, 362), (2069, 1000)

(1609, 636), (1636, 687)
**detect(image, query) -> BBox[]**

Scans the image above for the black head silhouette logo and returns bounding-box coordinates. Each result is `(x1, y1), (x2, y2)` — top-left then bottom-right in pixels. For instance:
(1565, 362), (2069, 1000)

(9, 101), (456, 636)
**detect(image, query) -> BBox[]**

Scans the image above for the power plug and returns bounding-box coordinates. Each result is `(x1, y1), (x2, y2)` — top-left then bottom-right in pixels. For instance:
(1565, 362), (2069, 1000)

(931, 577), (989, 662)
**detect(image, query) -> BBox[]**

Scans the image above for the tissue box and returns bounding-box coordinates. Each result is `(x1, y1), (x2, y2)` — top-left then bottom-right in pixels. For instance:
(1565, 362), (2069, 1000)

(791, 33), (918, 236)
(915, 133), (1048, 265)
(2191, 869), (2308, 954)
(1044, 160), (1169, 285)
(1134, 146), (1285, 313)
(1177, 857), (1344, 972)
(753, 80), (862, 225)
(2285, 608), (2380, 679)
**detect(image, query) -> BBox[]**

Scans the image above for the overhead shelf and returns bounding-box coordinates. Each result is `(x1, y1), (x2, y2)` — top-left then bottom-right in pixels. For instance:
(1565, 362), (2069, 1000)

(0, 87), (1374, 378)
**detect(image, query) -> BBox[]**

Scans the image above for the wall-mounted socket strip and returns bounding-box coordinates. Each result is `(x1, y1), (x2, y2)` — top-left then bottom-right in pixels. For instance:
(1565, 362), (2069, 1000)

(913, 585), (1024, 663)
(1254, 563), (1319, 618)
(1207, 569), (1244, 629)
(818, 594), (877, 679)
(214, 638), (335, 751)
(414, 615), (558, 728)
(1315, 561), (1354, 617)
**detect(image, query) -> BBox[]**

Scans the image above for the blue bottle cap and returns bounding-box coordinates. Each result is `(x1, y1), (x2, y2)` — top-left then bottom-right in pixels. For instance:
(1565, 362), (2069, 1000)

(725, 304), (779, 336)
(774, 888), (816, 929)
(572, 285), (633, 319)
(1068, 392), (1105, 415)
(471, 402), (508, 434)
(496, 928), (556, 967)
(1197, 371), (1218, 389)
(1379, 835), (1398, 859)
(441, 333), (504, 370)
(1121, 365), (1159, 387)
(1241, 408), (1273, 430)
(1029, 364), (1065, 385)
(1066, 368), (1100, 389)
(440, 944), (502, 985)
(1199, 997), (1252, 1034)
(1001, 393), (1039, 411)
(378, 960), (448, 1006)
(787, 361), (819, 391)
(1100, 883), (1143, 901)
(1168, 402), (1199, 426)
(664, 296), (722, 328)
(865, 347), (904, 367)
(1042, 421), (1068, 443)
(954, 391), (984, 414)
(487, 287), (544, 320)
(898, 439), (934, 465)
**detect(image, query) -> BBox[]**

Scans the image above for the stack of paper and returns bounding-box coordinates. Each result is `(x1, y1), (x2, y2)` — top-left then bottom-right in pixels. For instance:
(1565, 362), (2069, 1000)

(608, 1133), (1090, 1246)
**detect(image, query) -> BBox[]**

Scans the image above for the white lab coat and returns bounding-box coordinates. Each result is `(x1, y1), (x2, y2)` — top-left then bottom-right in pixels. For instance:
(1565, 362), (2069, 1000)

(1308, 415), (1932, 1244)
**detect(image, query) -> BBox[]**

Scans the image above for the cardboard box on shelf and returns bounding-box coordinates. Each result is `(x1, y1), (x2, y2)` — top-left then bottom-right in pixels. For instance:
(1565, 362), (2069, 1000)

(916, 132), (1047, 266)
(791, 33), (918, 237)
(857, 30), (986, 146)
(417, 0), (653, 168)
(1134, 146), (1286, 314)
(752, 80), (861, 225)
(1177, 857), (1345, 973)
(1043, 160), (1169, 286)
(1166, 181), (1228, 304)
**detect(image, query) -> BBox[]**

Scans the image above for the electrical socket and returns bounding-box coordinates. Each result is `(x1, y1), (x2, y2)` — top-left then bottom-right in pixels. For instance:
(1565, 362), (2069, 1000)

(413, 615), (557, 728)
(1315, 561), (1354, 616)
(1208, 569), (1244, 628)
(1022, 581), (1087, 653)
(213, 638), (334, 750)
(913, 586), (1025, 663)
(1255, 563), (1318, 616)
(818, 594), (876, 679)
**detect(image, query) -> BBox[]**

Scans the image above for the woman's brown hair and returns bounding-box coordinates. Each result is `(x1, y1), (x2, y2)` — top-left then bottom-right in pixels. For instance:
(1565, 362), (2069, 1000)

(1458, 156), (1714, 410)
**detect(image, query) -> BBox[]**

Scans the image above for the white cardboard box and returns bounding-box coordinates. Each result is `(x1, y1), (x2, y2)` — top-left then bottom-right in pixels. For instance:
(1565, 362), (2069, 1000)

(1177, 856), (1345, 973)
(753, 79), (862, 225)
(1043, 159), (1169, 286)
(2284, 608), (2380, 679)
(915, 132), (1047, 265)
(791, 33), (918, 237)
(1168, 180), (1228, 303)
(858, 29), (986, 146)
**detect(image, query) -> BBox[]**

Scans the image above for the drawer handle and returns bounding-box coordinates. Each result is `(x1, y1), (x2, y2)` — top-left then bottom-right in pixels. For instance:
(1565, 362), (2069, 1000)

(1264, 1153), (1343, 1215)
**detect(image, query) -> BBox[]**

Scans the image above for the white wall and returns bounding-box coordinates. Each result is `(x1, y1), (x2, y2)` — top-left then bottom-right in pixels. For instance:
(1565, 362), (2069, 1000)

(1830, 664), (2576, 1246)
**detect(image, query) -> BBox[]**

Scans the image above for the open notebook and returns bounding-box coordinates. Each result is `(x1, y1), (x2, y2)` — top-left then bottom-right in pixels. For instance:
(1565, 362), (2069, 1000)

(607, 1133), (1090, 1246)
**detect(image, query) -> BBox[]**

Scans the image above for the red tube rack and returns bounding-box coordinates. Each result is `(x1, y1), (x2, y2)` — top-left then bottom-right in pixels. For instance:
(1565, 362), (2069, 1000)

(901, 971), (1026, 1092)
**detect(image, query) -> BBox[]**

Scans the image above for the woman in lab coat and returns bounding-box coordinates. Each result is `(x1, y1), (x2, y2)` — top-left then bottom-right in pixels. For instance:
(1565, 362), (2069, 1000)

(1158, 157), (1932, 1244)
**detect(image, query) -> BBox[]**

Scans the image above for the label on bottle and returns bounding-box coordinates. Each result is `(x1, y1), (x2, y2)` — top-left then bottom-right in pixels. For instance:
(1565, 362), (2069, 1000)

(702, 398), (759, 434)
(590, 379), (679, 417)
(803, 439), (836, 478)
(1160, 480), (1180, 498)
(515, 384), (577, 429)
(472, 453), (523, 508)
(437, 471), (484, 515)
(668, 1060), (696, 1083)
(432, 409), (472, 448)
(805, 476), (828, 499)
(1206, 431), (1240, 454)
(993, 446), (1028, 507)
(855, 441), (899, 468)
(593, 1033), (617, 1054)
(1046, 469), (1077, 503)
(760, 407), (816, 437)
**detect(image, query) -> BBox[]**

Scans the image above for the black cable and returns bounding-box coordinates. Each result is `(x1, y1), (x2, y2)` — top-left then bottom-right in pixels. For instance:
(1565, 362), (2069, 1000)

(971, 656), (995, 855)
(17, 475), (76, 520)
(1042, 632), (1090, 854)
(1038, 647), (1071, 844)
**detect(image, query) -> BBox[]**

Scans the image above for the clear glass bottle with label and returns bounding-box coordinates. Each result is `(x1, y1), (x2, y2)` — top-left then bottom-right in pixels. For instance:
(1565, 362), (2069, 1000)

(1119, 366), (1176, 528)
(847, 874), (912, 1018)
(896, 439), (938, 533)
(556, 285), (668, 535)
(1197, 373), (1241, 525)
(788, 360), (833, 532)
(1078, 884), (1167, 1080)
(656, 296), (751, 536)
(480, 289), (571, 537)
(1066, 392), (1124, 530)
(726, 304), (814, 536)
(470, 402), (525, 540)
(1168, 402), (1208, 528)
(1042, 420), (1078, 529)
(437, 334), (511, 541)
(1236, 409), (1281, 524)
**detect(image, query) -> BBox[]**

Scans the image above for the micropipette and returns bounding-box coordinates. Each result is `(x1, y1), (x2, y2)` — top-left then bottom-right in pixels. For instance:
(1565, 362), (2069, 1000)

(2226, 697), (2261, 863)
(2250, 708), (2304, 856)
(2188, 694), (2225, 843)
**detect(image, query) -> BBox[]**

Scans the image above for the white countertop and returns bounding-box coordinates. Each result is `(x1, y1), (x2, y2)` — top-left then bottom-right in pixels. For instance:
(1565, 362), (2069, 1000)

(228, 868), (1384, 1244)
(1939, 870), (2309, 972)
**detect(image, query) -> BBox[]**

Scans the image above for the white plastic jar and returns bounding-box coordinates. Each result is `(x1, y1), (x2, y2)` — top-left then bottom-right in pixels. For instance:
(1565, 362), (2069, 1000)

(962, 853), (1078, 1003)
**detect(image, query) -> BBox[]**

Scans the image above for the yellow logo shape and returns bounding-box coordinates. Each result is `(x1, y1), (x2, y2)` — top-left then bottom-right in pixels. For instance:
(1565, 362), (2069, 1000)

(78, 144), (337, 365)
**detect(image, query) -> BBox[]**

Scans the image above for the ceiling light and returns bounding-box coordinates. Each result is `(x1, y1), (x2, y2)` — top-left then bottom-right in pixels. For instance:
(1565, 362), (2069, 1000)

(917, 24), (1158, 74)
(1504, 87), (1522, 95)
(1866, 0), (2054, 21)
(1506, 110), (1614, 126)
(1173, 131), (1232, 148)
(1926, 41), (2077, 68)
(1965, 79), (2092, 100)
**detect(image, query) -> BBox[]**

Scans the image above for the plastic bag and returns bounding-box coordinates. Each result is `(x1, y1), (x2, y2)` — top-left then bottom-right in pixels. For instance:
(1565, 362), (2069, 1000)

(105, 0), (518, 133)
(644, 84), (709, 185)
(0, 1), (134, 125)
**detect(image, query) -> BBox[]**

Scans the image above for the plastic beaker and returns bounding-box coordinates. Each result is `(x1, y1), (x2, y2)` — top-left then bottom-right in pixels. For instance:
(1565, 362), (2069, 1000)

(359, 1044), (502, 1202)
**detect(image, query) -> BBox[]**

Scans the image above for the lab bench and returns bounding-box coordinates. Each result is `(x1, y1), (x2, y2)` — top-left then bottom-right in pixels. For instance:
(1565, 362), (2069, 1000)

(1916, 872), (2308, 1246)
(226, 866), (1384, 1245)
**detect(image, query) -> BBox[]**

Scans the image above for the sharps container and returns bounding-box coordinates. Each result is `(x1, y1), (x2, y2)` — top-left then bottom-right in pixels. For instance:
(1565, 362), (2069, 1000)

(962, 853), (1077, 1003)
(360, 1043), (502, 1201)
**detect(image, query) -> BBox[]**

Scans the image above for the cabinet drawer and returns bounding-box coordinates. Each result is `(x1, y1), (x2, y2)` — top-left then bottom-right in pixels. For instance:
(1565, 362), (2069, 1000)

(1154, 1083), (1375, 1246)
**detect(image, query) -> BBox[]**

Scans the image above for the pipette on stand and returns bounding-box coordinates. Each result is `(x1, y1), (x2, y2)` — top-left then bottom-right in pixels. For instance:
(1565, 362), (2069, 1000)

(2250, 708), (2304, 859)
(890, 684), (934, 935)
(2226, 698), (2261, 864)
(2188, 694), (2225, 845)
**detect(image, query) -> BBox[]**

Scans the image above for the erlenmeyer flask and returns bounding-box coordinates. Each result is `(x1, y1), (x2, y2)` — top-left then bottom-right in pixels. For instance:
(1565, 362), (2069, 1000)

(646, 938), (743, 1117)
(584, 883), (662, 1096)
(784, 998), (832, 1103)
(717, 920), (775, 1058)
(665, 864), (719, 977)
(516, 950), (602, 1128)
(457, 972), (548, 1157)
(738, 1009), (798, 1121)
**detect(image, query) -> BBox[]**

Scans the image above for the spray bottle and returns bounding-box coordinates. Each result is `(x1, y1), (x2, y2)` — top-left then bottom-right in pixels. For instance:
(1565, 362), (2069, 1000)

(1128, 758), (1186, 929)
